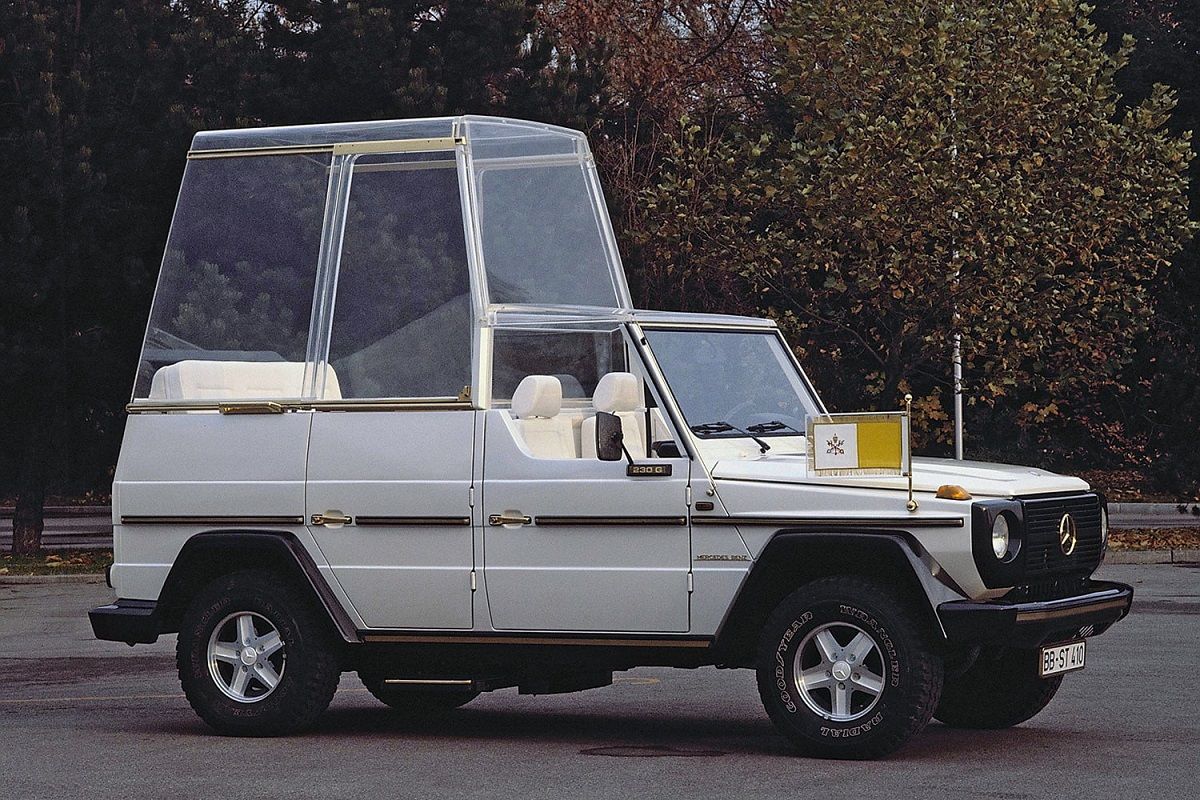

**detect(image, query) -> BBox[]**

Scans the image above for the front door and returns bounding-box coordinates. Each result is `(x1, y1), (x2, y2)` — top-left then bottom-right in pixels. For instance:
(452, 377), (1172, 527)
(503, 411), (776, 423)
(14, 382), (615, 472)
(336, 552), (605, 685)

(481, 410), (692, 632)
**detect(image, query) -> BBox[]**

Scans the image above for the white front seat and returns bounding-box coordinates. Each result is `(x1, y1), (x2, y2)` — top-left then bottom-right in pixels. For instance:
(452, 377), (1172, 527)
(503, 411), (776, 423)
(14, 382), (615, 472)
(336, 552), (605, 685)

(511, 375), (578, 459)
(581, 372), (647, 458)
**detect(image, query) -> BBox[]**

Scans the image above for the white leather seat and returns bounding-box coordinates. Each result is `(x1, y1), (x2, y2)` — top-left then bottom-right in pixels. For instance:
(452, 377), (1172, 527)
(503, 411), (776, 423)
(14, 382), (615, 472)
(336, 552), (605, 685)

(511, 375), (578, 459)
(149, 360), (342, 400)
(581, 372), (647, 458)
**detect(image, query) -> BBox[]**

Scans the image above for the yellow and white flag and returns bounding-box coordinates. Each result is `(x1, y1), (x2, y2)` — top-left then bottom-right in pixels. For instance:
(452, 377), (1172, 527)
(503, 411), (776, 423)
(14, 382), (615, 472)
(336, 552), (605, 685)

(807, 412), (910, 476)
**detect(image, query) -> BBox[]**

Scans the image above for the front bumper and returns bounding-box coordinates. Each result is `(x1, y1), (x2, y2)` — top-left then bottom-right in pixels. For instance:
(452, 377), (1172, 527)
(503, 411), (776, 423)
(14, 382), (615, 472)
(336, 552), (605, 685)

(937, 580), (1133, 648)
(89, 599), (160, 644)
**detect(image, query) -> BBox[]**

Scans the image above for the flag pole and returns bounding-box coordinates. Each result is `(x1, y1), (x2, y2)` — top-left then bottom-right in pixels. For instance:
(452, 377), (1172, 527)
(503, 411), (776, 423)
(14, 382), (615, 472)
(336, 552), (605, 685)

(904, 393), (918, 512)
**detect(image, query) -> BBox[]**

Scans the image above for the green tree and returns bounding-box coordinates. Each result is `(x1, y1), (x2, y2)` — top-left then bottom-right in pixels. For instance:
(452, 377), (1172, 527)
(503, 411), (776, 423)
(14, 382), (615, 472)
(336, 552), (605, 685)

(1, 2), (122, 552)
(1092, 0), (1200, 491)
(247, 0), (597, 125)
(639, 0), (1193, 458)
(0, 0), (252, 552)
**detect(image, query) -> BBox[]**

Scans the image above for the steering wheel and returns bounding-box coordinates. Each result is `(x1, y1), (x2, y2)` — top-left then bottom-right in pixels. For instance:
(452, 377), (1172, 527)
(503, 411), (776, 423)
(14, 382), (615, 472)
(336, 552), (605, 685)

(721, 398), (806, 429)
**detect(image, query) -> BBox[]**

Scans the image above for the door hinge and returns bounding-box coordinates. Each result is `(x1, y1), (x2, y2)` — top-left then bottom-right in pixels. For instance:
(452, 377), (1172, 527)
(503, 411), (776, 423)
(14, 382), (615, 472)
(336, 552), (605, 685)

(469, 486), (475, 508)
(687, 572), (694, 593)
(470, 570), (477, 591)
(686, 484), (693, 507)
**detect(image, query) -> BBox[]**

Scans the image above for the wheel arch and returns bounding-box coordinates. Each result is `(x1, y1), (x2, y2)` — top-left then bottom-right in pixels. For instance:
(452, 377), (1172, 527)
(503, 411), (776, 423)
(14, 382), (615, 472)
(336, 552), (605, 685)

(156, 530), (359, 644)
(712, 530), (960, 666)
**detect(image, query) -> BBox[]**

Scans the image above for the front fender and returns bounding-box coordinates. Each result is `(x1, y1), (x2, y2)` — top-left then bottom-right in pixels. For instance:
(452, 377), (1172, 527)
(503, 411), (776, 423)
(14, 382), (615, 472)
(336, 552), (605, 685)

(711, 530), (966, 665)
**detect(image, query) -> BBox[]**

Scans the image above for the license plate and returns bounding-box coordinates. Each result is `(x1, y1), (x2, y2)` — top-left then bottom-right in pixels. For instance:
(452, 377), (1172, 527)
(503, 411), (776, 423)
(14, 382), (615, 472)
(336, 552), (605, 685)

(1040, 640), (1086, 677)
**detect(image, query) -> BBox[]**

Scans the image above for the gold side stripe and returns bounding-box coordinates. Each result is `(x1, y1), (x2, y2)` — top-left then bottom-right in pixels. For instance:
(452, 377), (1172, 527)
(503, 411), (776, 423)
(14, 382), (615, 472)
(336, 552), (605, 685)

(218, 402), (283, 415)
(355, 516), (471, 527)
(188, 145), (335, 160)
(127, 399), (474, 414)
(360, 634), (712, 648)
(120, 515), (304, 526)
(186, 136), (467, 160)
(534, 516), (688, 527)
(1015, 597), (1130, 623)
(307, 399), (472, 412)
(332, 136), (464, 155)
(690, 516), (965, 529)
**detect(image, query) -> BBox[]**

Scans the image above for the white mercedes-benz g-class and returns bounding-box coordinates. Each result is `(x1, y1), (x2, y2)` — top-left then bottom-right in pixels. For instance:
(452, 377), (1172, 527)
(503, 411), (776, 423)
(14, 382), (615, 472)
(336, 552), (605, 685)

(91, 116), (1132, 759)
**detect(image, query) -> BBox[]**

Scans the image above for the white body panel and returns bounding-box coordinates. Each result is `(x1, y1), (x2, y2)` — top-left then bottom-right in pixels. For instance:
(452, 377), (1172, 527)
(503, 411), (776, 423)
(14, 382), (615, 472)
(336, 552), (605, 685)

(305, 411), (477, 629)
(709, 477), (989, 598)
(481, 410), (692, 632)
(112, 413), (312, 600)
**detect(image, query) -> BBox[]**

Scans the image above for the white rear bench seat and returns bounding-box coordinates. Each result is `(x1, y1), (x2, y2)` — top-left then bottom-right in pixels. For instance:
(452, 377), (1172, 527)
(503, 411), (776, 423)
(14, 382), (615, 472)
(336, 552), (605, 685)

(149, 360), (342, 400)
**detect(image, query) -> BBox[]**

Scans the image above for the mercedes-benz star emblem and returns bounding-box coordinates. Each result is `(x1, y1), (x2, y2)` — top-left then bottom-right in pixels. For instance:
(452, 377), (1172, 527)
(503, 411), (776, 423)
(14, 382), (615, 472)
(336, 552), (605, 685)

(1059, 513), (1078, 556)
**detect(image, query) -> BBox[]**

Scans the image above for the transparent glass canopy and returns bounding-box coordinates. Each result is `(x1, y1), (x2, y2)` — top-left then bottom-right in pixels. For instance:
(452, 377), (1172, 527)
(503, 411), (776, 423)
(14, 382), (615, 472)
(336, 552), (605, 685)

(133, 115), (633, 403)
(187, 115), (631, 313)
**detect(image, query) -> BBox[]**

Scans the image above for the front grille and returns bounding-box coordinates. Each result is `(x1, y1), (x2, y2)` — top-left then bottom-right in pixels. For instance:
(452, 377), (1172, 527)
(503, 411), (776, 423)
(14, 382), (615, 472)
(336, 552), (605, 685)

(1021, 494), (1103, 578)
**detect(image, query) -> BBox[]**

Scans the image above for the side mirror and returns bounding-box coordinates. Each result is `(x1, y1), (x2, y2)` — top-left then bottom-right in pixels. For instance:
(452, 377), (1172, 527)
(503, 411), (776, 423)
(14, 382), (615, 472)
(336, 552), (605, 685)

(595, 411), (625, 462)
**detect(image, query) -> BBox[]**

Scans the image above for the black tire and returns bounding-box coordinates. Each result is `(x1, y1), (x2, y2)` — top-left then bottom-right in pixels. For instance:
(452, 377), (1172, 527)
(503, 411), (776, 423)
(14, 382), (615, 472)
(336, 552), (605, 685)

(934, 646), (1062, 729)
(358, 672), (479, 713)
(177, 569), (341, 736)
(756, 575), (943, 760)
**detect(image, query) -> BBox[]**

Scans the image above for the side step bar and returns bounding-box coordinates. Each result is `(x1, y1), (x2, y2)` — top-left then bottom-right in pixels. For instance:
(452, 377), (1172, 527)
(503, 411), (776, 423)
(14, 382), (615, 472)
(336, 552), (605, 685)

(376, 672), (615, 696)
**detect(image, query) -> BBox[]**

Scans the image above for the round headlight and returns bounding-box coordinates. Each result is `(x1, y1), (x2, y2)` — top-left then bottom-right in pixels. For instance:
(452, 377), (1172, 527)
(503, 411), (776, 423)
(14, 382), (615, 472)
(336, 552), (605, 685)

(991, 514), (1011, 559)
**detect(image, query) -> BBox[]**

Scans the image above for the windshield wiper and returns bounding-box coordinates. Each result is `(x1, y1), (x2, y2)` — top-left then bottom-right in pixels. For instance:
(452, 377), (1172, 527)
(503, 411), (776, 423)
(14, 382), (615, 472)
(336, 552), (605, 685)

(689, 421), (734, 435)
(689, 421), (772, 454)
(746, 420), (804, 436)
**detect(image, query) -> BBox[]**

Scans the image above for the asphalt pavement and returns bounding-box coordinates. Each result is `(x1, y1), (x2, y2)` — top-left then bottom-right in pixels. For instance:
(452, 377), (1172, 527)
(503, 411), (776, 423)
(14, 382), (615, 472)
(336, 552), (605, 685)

(1, 563), (1197, 800)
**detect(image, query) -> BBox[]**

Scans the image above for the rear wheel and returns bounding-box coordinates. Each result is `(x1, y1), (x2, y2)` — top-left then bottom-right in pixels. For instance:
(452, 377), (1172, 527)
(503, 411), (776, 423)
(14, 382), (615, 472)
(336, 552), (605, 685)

(756, 575), (943, 759)
(934, 646), (1062, 729)
(177, 569), (341, 736)
(358, 672), (479, 713)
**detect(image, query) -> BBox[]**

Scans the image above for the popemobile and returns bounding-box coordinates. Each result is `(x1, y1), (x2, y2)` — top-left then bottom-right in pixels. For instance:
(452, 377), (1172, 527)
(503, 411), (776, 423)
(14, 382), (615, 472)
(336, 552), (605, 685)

(90, 115), (1132, 759)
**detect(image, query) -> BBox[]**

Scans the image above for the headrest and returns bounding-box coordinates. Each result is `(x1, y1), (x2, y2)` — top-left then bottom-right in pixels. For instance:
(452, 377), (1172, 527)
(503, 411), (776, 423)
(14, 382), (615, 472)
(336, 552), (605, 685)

(593, 372), (641, 413)
(512, 375), (562, 419)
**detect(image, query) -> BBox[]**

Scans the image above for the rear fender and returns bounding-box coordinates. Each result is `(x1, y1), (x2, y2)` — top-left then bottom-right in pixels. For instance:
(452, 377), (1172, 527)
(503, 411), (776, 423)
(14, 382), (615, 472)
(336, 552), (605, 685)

(154, 530), (359, 643)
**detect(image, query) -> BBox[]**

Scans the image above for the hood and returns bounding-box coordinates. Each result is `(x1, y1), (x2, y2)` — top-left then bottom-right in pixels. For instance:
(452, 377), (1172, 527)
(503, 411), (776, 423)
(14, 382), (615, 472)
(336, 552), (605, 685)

(710, 455), (1089, 499)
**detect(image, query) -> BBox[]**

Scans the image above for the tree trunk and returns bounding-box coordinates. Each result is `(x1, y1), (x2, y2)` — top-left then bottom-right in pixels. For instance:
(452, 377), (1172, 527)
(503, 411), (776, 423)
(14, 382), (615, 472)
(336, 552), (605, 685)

(12, 484), (45, 557)
(881, 340), (906, 410)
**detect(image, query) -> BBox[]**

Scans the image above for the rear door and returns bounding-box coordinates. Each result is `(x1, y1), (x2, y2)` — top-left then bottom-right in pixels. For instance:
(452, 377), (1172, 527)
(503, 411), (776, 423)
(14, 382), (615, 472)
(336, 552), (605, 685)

(306, 411), (476, 629)
(304, 145), (478, 630)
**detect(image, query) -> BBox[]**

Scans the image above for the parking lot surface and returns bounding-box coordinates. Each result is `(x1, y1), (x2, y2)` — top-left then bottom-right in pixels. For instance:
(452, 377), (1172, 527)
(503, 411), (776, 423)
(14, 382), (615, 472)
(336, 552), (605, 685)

(1, 563), (1196, 800)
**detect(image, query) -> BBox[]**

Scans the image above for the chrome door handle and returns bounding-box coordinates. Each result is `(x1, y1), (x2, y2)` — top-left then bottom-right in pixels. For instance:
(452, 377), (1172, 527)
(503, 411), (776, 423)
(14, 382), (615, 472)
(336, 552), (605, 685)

(488, 513), (532, 526)
(311, 511), (353, 526)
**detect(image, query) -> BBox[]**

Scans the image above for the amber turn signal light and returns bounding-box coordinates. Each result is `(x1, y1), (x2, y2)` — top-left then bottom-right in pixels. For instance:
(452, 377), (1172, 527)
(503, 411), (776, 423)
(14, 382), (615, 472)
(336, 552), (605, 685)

(936, 484), (973, 501)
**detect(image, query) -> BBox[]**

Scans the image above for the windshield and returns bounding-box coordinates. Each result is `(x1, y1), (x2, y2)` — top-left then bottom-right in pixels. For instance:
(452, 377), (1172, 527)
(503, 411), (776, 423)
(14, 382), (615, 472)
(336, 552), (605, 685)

(643, 328), (821, 438)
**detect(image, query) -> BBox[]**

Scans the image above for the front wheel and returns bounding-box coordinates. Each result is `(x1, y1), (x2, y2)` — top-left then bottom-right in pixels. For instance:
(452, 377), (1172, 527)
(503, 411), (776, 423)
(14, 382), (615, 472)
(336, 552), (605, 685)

(177, 569), (341, 736)
(934, 646), (1062, 729)
(756, 575), (944, 759)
